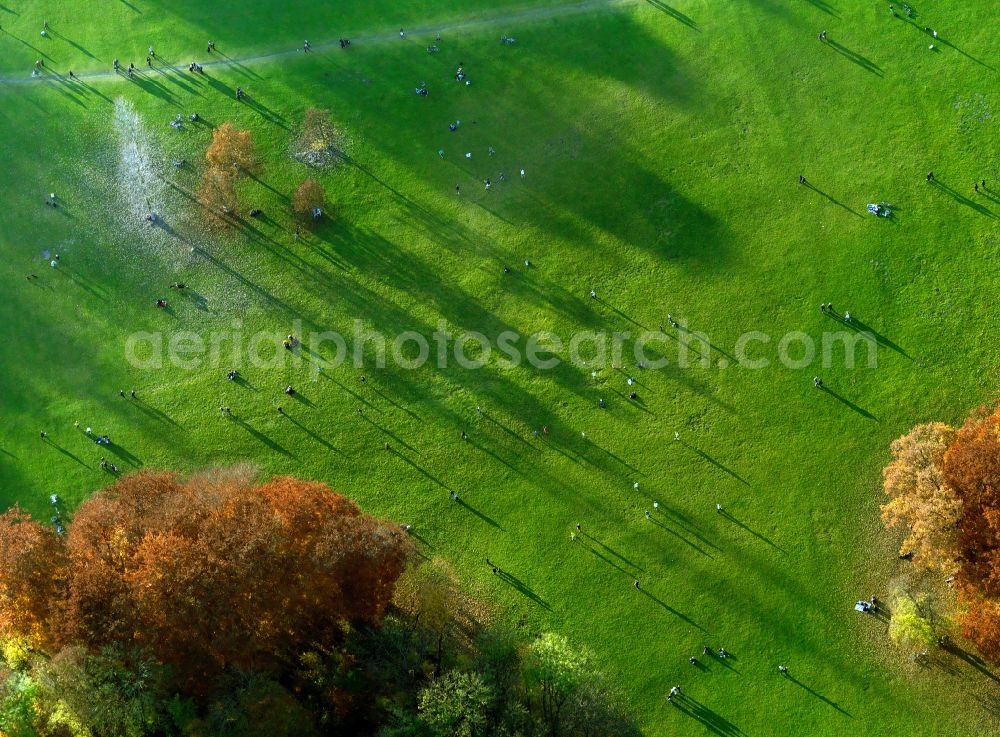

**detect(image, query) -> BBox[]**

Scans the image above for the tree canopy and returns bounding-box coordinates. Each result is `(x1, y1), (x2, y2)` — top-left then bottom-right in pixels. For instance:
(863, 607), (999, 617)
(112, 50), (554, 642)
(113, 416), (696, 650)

(0, 469), (410, 694)
(882, 405), (1000, 664)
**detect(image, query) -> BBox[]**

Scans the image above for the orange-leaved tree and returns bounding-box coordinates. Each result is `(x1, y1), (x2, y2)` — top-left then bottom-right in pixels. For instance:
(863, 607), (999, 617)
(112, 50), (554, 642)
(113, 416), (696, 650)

(292, 178), (327, 226)
(0, 469), (410, 694)
(0, 507), (67, 648)
(942, 407), (1000, 597)
(205, 122), (259, 175)
(881, 422), (962, 572)
(940, 406), (1000, 662)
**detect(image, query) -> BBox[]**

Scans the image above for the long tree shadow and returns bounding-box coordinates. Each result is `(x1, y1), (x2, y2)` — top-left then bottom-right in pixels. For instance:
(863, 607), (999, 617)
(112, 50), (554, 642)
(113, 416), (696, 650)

(229, 414), (295, 457)
(825, 39), (883, 76)
(802, 181), (864, 218)
(819, 385), (878, 421)
(246, 171), (291, 203)
(672, 695), (745, 736)
(785, 674), (853, 717)
(644, 0), (699, 29)
(719, 510), (786, 553)
(638, 588), (707, 632)
(931, 180), (996, 218)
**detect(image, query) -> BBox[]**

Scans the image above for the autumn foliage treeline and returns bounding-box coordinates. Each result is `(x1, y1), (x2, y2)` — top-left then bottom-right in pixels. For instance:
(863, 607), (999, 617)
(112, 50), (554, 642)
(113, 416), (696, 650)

(0, 470), (636, 737)
(882, 404), (1000, 662)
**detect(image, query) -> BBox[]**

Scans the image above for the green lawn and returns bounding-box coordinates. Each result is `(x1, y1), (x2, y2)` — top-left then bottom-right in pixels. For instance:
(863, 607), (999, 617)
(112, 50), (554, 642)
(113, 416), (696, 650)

(1, 0), (999, 734)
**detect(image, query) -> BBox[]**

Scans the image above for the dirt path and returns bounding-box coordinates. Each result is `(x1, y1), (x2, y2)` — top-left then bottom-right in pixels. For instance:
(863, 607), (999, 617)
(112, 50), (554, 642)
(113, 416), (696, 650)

(0, 0), (638, 87)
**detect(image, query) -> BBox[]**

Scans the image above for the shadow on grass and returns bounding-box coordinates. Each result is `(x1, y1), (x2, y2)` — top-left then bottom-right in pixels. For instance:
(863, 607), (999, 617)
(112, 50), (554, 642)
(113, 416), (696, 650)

(363, 414), (420, 454)
(482, 411), (540, 452)
(577, 539), (630, 575)
(824, 313), (910, 358)
(106, 442), (141, 466)
(720, 510), (786, 553)
(802, 181), (864, 218)
(283, 413), (343, 455)
(898, 16), (995, 70)
(819, 385), (878, 421)
(941, 641), (1000, 684)
(785, 674), (853, 717)
(583, 531), (644, 569)
(495, 568), (550, 609)
(645, 0), (699, 29)
(131, 397), (183, 428)
(931, 180), (996, 218)
(638, 587), (707, 632)
(825, 39), (883, 76)
(804, 0), (838, 16)
(651, 516), (714, 557)
(681, 441), (750, 485)
(43, 438), (90, 468)
(390, 448), (453, 490)
(672, 694), (745, 736)
(468, 438), (518, 473)
(457, 497), (502, 530)
(229, 414), (295, 457)
(662, 505), (724, 552)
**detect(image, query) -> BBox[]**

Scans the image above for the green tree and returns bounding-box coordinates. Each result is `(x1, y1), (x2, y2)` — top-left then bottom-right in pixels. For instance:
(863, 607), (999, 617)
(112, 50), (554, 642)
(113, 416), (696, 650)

(32, 645), (169, 737)
(523, 633), (592, 737)
(418, 671), (491, 737)
(0, 670), (41, 737)
(889, 594), (937, 656)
